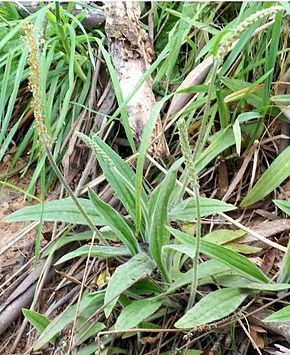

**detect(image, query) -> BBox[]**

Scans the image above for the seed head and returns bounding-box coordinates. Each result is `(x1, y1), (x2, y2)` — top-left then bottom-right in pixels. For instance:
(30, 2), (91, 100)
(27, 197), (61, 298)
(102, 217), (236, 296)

(22, 22), (50, 146)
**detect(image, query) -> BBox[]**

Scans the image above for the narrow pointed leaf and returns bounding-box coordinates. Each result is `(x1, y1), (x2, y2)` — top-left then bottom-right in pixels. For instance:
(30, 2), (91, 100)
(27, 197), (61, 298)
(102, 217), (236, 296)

(147, 167), (177, 280)
(22, 309), (51, 334)
(264, 305), (290, 322)
(168, 260), (231, 292)
(203, 229), (245, 245)
(274, 199), (290, 216)
(88, 189), (139, 255)
(196, 128), (236, 172)
(55, 245), (130, 265)
(4, 198), (104, 225)
(169, 197), (236, 221)
(78, 133), (148, 227)
(34, 292), (104, 350)
(214, 274), (290, 291)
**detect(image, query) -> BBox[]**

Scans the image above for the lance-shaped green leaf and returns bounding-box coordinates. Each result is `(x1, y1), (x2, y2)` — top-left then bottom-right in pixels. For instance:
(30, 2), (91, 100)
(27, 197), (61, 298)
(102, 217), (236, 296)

(167, 259), (231, 293)
(175, 288), (248, 328)
(241, 146), (290, 207)
(196, 127), (236, 172)
(135, 95), (173, 235)
(203, 229), (245, 245)
(114, 298), (162, 330)
(169, 197), (236, 221)
(264, 305), (290, 322)
(278, 239), (290, 284)
(167, 227), (269, 283)
(214, 274), (290, 291)
(104, 253), (155, 318)
(22, 309), (56, 343)
(55, 245), (131, 265)
(4, 197), (104, 225)
(147, 167), (177, 281)
(88, 189), (139, 255)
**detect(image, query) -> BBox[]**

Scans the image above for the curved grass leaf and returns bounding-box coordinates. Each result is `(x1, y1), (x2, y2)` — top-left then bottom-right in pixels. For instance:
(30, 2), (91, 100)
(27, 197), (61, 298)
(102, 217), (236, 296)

(114, 298), (162, 330)
(169, 197), (236, 221)
(55, 245), (131, 265)
(88, 188), (139, 255)
(104, 253), (155, 318)
(167, 227), (268, 283)
(240, 146), (290, 207)
(4, 197), (104, 225)
(264, 305), (290, 322)
(175, 288), (248, 328)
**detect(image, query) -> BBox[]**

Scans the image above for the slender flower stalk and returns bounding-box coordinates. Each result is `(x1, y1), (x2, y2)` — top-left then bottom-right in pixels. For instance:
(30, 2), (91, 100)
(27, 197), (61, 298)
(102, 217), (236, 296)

(177, 118), (201, 310)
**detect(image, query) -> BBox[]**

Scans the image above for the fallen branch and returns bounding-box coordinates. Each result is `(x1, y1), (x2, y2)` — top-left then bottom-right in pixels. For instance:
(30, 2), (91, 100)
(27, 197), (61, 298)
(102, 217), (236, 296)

(105, 1), (169, 157)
